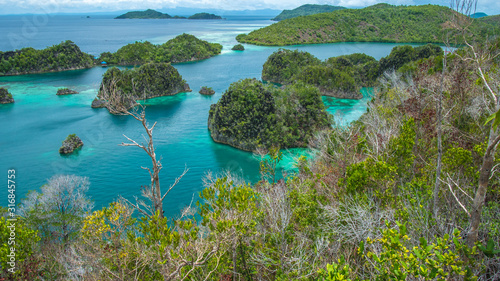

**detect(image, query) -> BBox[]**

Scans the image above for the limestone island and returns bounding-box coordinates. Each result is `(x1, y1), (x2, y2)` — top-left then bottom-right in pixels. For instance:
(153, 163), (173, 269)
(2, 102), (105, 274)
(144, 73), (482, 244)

(115, 9), (186, 19)
(59, 134), (83, 154)
(199, 86), (215, 95)
(271, 4), (345, 21)
(98, 34), (222, 66)
(208, 78), (330, 152)
(0, 40), (95, 76)
(94, 62), (191, 113)
(0, 88), (14, 104)
(56, 88), (79, 95)
(231, 44), (245, 51)
(188, 13), (222, 20)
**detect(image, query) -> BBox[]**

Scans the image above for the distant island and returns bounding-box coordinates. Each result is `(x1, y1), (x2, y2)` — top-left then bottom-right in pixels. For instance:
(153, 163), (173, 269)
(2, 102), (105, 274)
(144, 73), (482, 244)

(115, 9), (222, 20)
(188, 13), (222, 20)
(237, 4), (499, 46)
(115, 9), (186, 19)
(470, 12), (488, 18)
(0, 40), (95, 76)
(272, 4), (345, 21)
(98, 33), (222, 65)
(94, 63), (191, 113)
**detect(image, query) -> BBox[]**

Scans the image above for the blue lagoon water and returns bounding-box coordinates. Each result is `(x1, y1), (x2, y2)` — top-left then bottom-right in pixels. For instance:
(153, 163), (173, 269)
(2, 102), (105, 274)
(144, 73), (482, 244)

(0, 15), (418, 216)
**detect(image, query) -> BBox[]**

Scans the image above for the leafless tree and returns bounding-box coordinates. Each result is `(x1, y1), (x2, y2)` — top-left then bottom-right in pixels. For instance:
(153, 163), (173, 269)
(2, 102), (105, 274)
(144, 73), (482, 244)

(19, 175), (93, 243)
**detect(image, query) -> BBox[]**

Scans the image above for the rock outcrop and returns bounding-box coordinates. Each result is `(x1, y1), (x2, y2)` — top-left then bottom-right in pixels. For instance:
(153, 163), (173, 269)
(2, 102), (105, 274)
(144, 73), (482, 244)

(59, 134), (84, 154)
(199, 86), (215, 95)
(0, 88), (14, 104)
(56, 88), (79, 95)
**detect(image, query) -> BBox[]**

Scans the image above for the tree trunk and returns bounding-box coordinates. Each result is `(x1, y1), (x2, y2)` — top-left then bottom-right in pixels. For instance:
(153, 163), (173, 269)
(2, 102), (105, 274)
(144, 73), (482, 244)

(468, 127), (499, 246)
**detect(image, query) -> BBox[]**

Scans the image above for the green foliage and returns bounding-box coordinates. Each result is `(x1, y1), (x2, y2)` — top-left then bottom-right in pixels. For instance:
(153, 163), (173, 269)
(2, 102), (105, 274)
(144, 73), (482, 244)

(478, 238), (500, 258)
(317, 257), (353, 281)
(259, 146), (283, 184)
(238, 4), (498, 46)
(232, 44), (245, 51)
(0, 216), (40, 275)
(0, 40), (94, 76)
(272, 4), (346, 21)
(361, 222), (478, 280)
(262, 49), (321, 84)
(97, 62), (189, 110)
(99, 34), (222, 65)
(380, 44), (443, 74)
(188, 13), (222, 19)
(208, 79), (330, 151)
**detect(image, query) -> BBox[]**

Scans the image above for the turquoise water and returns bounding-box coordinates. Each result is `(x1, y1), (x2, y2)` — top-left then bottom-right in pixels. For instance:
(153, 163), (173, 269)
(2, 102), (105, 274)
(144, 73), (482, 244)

(0, 15), (418, 216)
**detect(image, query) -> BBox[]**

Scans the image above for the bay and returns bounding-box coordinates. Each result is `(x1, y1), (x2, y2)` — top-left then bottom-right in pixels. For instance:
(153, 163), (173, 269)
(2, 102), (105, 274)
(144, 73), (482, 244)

(0, 15), (420, 217)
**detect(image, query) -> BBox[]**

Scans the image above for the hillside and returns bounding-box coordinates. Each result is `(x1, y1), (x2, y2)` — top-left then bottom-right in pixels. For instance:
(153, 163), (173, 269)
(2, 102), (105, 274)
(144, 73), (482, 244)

(115, 9), (173, 19)
(237, 4), (499, 46)
(480, 14), (500, 26)
(271, 4), (346, 21)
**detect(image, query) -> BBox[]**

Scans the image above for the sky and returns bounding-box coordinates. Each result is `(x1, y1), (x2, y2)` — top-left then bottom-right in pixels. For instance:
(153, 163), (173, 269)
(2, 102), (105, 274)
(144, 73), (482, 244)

(0, 0), (498, 15)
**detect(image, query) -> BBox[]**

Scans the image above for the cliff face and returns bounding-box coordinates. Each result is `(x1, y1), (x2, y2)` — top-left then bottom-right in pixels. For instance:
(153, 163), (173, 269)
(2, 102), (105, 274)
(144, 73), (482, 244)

(96, 63), (191, 113)
(208, 79), (330, 152)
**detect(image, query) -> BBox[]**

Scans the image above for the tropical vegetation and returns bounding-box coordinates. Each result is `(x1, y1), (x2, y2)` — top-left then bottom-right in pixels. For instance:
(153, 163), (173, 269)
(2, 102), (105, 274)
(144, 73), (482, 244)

(237, 4), (499, 46)
(208, 78), (331, 151)
(0, 40), (95, 76)
(188, 13), (222, 20)
(115, 9), (176, 19)
(99, 33), (222, 65)
(95, 62), (190, 113)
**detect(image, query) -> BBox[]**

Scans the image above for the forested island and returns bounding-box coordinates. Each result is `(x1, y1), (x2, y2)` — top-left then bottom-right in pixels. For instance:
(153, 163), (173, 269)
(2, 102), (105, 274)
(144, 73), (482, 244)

(188, 13), (222, 20)
(93, 62), (190, 113)
(99, 34), (222, 65)
(115, 9), (222, 20)
(115, 9), (181, 19)
(261, 44), (442, 99)
(271, 4), (346, 21)
(237, 4), (499, 45)
(0, 40), (94, 76)
(0, 35), (221, 76)
(208, 79), (330, 151)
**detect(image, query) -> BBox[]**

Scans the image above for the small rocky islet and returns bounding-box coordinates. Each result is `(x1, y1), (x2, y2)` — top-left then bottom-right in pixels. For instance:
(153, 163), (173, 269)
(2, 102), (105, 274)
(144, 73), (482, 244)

(59, 134), (84, 154)
(0, 88), (14, 104)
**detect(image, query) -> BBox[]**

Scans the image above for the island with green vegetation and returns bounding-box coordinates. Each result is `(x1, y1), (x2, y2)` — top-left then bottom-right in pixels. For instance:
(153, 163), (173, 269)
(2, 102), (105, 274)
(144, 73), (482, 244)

(261, 44), (442, 99)
(115, 9), (186, 19)
(271, 4), (346, 21)
(199, 86), (215, 95)
(0, 88), (14, 104)
(188, 13), (222, 20)
(237, 4), (499, 46)
(56, 88), (78, 95)
(0, 40), (95, 76)
(208, 78), (330, 151)
(98, 34), (222, 66)
(93, 62), (191, 113)
(59, 134), (83, 154)
(231, 44), (245, 51)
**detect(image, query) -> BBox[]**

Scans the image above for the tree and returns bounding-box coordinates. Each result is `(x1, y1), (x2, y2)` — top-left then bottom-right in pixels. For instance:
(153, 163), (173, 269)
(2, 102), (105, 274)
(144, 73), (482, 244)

(450, 0), (500, 246)
(19, 175), (93, 243)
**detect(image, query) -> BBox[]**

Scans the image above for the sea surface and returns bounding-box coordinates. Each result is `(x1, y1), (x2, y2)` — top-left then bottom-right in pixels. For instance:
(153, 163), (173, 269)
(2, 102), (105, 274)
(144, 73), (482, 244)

(0, 14), (421, 217)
